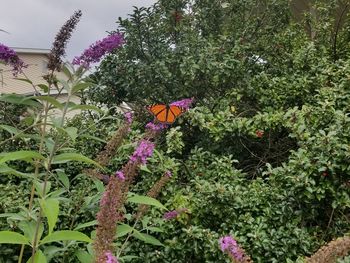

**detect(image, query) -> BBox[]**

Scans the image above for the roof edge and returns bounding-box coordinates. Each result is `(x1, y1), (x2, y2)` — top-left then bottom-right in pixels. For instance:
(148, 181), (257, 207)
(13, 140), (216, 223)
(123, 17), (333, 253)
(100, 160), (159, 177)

(11, 47), (51, 54)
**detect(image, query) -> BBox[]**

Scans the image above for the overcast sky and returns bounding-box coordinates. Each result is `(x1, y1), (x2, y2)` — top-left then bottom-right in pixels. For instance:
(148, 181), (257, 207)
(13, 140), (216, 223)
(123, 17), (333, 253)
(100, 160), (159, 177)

(0, 0), (156, 61)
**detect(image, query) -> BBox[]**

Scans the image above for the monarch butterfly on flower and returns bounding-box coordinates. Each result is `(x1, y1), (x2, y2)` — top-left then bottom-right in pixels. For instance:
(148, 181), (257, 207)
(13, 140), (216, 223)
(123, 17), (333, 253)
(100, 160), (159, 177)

(147, 104), (185, 124)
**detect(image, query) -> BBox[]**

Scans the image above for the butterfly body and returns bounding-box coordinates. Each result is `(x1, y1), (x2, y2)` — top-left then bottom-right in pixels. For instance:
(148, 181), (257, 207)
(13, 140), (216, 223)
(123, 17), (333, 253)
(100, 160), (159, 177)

(147, 104), (184, 124)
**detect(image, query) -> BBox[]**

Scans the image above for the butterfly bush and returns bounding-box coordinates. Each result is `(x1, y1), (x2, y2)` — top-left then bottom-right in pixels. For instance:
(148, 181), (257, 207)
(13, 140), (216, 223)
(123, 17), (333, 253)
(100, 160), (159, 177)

(219, 235), (251, 262)
(145, 122), (168, 132)
(163, 208), (187, 220)
(0, 43), (27, 76)
(170, 98), (194, 111)
(73, 32), (124, 68)
(105, 251), (119, 263)
(130, 139), (155, 165)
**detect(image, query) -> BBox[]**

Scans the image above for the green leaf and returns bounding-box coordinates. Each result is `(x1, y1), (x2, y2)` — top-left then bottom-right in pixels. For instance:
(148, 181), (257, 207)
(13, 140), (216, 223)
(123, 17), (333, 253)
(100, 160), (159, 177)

(18, 221), (44, 244)
(74, 220), (97, 231)
(0, 124), (20, 135)
(56, 170), (70, 189)
(36, 96), (63, 109)
(117, 223), (134, 238)
(40, 230), (92, 245)
(37, 84), (49, 93)
(51, 153), (103, 169)
(40, 198), (59, 234)
(71, 82), (92, 93)
(80, 134), (106, 143)
(68, 104), (103, 113)
(119, 255), (140, 262)
(0, 94), (41, 107)
(64, 127), (78, 141)
(0, 231), (30, 245)
(0, 164), (35, 179)
(140, 165), (152, 174)
(146, 226), (164, 233)
(132, 231), (164, 246)
(14, 78), (33, 84)
(127, 195), (167, 210)
(0, 150), (45, 164)
(26, 250), (47, 263)
(34, 181), (51, 198)
(75, 250), (93, 263)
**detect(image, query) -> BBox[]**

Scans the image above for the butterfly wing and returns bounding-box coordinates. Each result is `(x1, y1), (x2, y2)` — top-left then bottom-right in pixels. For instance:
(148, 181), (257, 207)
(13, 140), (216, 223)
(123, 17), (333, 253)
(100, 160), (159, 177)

(166, 105), (184, 124)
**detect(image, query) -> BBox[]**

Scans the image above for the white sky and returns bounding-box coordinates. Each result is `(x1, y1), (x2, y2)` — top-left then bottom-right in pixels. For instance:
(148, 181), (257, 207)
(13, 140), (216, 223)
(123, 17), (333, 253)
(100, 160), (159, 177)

(0, 0), (156, 61)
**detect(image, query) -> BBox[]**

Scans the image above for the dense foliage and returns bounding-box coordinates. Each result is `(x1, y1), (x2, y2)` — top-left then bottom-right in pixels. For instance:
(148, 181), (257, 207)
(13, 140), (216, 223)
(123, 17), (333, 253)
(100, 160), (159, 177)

(1, 0), (350, 262)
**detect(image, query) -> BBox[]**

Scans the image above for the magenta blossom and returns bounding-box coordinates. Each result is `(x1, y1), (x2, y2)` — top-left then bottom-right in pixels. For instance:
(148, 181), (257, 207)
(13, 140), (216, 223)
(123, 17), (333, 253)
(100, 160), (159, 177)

(219, 236), (243, 261)
(145, 122), (168, 132)
(165, 170), (172, 177)
(115, 171), (125, 181)
(0, 43), (27, 76)
(130, 139), (155, 165)
(170, 98), (194, 111)
(163, 208), (187, 220)
(73, 32), (124, 68)
(124, 112), (133, 124)
(105, 251), (119, 263)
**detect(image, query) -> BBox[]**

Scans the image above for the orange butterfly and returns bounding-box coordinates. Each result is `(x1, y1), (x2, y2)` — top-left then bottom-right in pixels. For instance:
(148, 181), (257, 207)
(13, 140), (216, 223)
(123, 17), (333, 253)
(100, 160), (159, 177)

(147, 104), (184, 124)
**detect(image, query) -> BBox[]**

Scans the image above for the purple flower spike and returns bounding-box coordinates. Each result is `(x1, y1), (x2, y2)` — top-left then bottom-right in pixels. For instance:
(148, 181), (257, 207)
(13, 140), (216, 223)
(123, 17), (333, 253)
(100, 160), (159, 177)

(170, 98), (194, 111)
(165, 170), (172, 177)
(145, 122), (168, 132)
(105, 251), (119, 263)
(0, 43), (27, 76)
(219, 236), (244, 261)
(130, 139), (155, 165)
(73, 32), (124, 68)
(115, 171), (125, 181)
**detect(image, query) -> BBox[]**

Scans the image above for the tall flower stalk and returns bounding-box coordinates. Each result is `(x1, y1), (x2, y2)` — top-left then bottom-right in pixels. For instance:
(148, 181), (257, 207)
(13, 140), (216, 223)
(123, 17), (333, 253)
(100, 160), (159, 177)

(47, 10), (82, 71)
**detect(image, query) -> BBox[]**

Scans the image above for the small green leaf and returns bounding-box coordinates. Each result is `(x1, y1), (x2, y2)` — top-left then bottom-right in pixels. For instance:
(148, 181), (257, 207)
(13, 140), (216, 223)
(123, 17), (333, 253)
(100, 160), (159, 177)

(40, 230), (92, 245)
(19, 221), (44, 244)
(37, 84), (49, 93)
(26, 250), (47, 263)
(74, 220), (97, 231)
(117, 223), (134, 238)
(127, 195), (167, 210)
(40, 198), (59, 234)
(75, 250), (93, 263)
(80, 134), (106, 143)
(132, 231), (164, 246)
(0, 231), (30, 245)
(0, 151), (45, 164)
(51, 153), (103, 169)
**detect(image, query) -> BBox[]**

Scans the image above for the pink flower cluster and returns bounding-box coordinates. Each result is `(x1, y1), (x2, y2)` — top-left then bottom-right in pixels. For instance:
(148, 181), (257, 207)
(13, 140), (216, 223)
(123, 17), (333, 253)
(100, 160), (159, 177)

(124, 112), (133, 124)
(163, 208), (187, 220)
(219, 236), (243, 261)
(130, 139), (155, 165)
(145, 122), (168, 132)
(105, 251), (119, 263)
(170, 98), (194, 111)
(73, 33), (124, 68)
(115, 171), (125, 181)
